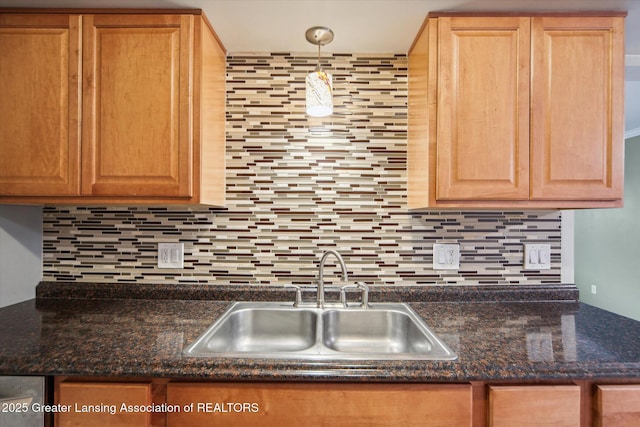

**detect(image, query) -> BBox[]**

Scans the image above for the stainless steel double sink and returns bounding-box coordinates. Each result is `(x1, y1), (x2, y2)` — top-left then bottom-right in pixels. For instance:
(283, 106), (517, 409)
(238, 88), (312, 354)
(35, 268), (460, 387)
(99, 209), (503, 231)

(183, 302), (457, 360)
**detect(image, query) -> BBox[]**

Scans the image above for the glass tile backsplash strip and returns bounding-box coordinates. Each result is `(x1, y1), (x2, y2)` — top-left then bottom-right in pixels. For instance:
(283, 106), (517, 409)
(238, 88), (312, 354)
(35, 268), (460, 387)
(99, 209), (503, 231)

(42, 53), (561, 285)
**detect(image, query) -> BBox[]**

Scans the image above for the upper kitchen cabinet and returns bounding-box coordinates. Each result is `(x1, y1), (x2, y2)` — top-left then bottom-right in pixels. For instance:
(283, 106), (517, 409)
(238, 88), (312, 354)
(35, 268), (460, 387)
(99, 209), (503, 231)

(408, 13), (625, 209)
(0, 14), (81, 197)
(82, 14), (194, 199)
(0, 10), (226, 206)
(531, 16), (624, 202)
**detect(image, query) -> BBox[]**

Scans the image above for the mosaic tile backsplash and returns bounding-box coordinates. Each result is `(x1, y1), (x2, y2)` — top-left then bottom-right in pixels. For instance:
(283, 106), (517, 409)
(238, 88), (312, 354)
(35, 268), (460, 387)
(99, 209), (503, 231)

(42, 53), (561, 286)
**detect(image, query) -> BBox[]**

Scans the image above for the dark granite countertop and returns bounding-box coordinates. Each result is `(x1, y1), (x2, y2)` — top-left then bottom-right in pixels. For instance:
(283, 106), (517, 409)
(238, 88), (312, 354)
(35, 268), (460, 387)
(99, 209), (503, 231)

(0, 283), (639, 382)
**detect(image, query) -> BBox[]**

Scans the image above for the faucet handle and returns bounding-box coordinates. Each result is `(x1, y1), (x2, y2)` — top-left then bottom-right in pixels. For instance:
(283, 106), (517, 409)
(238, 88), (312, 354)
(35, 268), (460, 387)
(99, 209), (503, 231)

(285, 284), (303, 307)
(356, 282), (369, 309)
(339, 284), (356, 307)
(340, 283), (369, 308)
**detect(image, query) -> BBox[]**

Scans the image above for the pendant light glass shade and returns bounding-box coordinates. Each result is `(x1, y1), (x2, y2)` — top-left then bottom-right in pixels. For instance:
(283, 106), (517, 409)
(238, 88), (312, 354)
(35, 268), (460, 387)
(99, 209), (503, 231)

(306, 69), (333, 117)
(305, 26), (334, 118)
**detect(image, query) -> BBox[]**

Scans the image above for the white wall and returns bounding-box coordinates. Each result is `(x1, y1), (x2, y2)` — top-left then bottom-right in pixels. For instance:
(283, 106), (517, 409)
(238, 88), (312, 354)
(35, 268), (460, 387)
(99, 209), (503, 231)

(561, 210), (574, 284)
(0, 205), (42, 307)
(574, 136), (640, 321)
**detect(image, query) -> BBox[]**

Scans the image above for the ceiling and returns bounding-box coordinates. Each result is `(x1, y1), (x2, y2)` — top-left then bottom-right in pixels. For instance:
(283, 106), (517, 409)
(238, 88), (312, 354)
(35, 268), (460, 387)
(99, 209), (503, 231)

(2, 0), (639, 136)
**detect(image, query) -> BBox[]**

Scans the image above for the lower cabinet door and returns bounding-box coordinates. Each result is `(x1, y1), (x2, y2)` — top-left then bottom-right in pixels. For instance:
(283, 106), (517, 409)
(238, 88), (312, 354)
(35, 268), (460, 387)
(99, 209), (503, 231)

(56, 382), (152, 427)
(596, 385), (640, 427)
(488, 385), (580, 427)
(167, 382), (472, 427)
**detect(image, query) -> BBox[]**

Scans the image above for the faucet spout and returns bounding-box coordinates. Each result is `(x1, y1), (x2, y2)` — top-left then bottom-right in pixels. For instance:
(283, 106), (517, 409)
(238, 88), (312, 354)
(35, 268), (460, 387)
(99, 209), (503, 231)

(317, 250), (348, 308)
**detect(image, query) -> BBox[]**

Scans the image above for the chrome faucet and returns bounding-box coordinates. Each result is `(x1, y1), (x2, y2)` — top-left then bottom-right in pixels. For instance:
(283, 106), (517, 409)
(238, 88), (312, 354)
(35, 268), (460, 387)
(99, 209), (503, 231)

(317, 250), (348, 308)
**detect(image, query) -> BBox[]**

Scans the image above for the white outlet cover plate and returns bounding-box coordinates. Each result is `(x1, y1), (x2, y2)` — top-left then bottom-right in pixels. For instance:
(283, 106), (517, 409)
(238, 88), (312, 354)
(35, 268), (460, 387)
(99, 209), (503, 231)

(158, 243), (184, 269)
(433, 243), (460, 270)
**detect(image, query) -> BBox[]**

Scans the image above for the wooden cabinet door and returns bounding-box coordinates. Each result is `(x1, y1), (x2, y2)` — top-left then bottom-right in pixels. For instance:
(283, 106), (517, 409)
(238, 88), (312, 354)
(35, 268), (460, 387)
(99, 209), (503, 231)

(167, 382), (472, 427)
(530, 16), (624, 201)
(596, 385), (640, 427)
(0, 14), (81, 196)
(56, 382), (152, 427)
(488, 385), (581, 427)
(82, 14), (193, 197)
(436, 17), (530, 201)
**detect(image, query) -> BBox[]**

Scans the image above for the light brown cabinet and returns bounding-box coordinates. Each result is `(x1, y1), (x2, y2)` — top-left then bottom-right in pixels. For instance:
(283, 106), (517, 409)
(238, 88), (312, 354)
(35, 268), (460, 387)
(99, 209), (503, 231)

(51, 378), (640, 427)
(56, 381), (153, 427)
(81, 14), (194, 199)
(0, 14), (81, 197)
(595, 384), (640, 426)
(488, 385), (581, 427)
(435, 17), (531, 202)
(166, 382), (473, 427)
(0, 10), (225, 206)
(408, 13), (625, 209)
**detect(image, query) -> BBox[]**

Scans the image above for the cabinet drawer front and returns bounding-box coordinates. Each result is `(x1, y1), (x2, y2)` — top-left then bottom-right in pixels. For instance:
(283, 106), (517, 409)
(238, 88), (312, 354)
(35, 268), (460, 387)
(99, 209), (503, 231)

(596, 384), (640, 427)
(167, 382), (472, 427)
(82, 14), (193, 198)
(56, 382), (152, 427)
(488, 385), (580, 427)
(0, 14), (81, 196)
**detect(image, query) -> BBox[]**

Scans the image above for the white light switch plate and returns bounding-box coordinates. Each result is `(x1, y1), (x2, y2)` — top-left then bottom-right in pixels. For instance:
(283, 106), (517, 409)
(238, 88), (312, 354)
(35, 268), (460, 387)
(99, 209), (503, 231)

(158, 243), (184, 269)
(433, 243), (460, 270)
(523, 243), (551, 270)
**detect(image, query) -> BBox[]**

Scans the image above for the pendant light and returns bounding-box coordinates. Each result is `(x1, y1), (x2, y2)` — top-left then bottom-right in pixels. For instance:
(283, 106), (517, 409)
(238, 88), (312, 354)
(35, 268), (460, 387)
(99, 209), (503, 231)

(305, 26), (334, 117)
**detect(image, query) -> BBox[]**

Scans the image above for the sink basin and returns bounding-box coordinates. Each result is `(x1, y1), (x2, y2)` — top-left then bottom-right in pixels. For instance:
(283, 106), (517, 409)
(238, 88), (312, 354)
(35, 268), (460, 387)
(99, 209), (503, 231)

(193, 307), (317, 354)
(184, 304), (318, 356)
(183, 302), (456, 360)
(322, 309), (435, 355)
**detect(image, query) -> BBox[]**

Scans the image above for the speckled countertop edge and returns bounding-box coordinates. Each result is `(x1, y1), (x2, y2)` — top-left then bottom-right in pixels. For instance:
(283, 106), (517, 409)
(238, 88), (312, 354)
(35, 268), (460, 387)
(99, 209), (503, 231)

(35, 281), (580, 303)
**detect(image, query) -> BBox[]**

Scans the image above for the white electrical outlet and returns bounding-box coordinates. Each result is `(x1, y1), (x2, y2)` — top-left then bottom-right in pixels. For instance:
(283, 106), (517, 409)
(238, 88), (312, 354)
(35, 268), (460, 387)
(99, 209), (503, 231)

(591, 285), (597, 295)
(433, 243), (460, 270)
(158, 243), (184, 269)
(523, 243), (551, 270)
